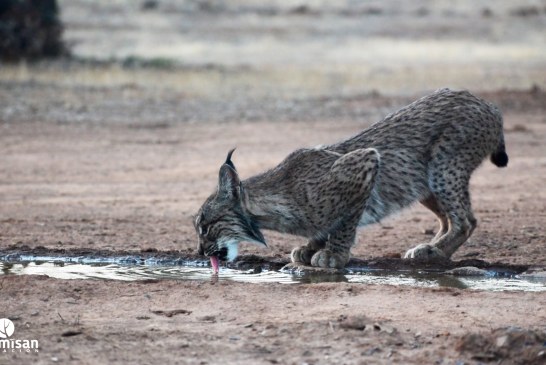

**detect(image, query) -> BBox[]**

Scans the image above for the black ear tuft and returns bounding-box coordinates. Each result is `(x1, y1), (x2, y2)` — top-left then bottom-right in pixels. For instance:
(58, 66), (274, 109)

(225, 148), (236, 170)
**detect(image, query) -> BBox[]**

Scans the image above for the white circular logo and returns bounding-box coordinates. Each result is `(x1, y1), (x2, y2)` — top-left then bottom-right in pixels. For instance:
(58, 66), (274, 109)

(0, 318), (15, 338)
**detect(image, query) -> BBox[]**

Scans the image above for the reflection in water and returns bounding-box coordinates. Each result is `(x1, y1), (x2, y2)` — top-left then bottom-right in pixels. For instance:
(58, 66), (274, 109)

(0, 261), (545, 292)
(0, 261), (297, 284)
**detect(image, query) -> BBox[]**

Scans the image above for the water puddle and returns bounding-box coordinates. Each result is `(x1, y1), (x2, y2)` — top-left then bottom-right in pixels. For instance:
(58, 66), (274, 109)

(1, 256), (545, 292)
(345, 270), (546, 292)
(0, 261), (295, 284)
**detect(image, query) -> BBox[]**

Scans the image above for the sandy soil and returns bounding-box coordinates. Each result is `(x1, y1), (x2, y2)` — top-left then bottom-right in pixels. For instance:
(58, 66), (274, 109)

(1, 86), (545, 365)
(1, 1), (546, 364)
(3, 276), (546, 365)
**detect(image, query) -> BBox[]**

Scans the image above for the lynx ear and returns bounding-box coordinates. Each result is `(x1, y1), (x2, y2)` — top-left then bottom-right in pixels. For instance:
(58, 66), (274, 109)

(218, 148), (241, 200)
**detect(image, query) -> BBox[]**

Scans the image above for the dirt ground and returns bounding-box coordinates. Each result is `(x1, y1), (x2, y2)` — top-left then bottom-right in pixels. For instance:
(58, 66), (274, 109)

(1, 1), (546, 364)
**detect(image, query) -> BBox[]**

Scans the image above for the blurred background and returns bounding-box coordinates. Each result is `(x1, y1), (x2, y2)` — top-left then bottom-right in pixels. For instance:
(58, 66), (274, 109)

(1, 0), (545, 124)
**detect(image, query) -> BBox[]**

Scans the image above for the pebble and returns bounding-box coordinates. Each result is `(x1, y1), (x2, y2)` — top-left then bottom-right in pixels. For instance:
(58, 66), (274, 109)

(446, 267), (488, 276)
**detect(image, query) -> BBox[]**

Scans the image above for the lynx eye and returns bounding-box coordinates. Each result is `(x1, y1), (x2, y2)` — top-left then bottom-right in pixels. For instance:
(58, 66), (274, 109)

(196, 213), (208, 236)
(199, 225), (210, 237)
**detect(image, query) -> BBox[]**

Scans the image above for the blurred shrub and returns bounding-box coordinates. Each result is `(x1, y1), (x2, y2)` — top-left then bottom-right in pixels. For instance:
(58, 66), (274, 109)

(122, 56), (177, 70)
(0, 0), (66, 61)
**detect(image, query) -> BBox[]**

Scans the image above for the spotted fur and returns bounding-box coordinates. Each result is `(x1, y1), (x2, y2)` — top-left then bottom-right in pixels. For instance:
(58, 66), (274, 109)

(194, 89), (508, 268)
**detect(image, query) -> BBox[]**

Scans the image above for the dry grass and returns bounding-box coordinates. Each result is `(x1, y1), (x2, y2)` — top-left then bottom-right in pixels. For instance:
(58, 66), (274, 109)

(1, 61), (544, 99)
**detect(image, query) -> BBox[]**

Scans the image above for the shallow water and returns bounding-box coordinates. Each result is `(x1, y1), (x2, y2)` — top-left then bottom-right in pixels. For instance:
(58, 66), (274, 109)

(1, 257), (545, 292)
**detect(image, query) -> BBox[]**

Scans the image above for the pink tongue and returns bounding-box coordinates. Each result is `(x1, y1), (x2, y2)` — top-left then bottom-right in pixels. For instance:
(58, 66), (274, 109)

(210, 256), (219, 274)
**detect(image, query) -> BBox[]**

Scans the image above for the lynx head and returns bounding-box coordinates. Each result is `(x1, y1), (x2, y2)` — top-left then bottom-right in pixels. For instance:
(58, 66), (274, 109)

(194, 149), (266, 262)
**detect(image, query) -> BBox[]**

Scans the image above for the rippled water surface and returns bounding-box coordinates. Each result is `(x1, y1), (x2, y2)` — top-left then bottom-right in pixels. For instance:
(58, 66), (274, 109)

(1, 258), (544, 292)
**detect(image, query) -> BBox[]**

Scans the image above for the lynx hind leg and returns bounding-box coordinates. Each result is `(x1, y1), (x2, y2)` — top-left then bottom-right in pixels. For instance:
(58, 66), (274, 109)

(420, 195), (448, 243)
(311, 148), (380, 269)
(291, 238), (325, 265)
(406, 160), (477, 261)
(433, 188), (477, 257)
(403, 195), (450, 261)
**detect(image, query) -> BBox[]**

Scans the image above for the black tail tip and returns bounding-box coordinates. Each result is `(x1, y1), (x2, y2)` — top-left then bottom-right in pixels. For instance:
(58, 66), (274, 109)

(491, 152), (508, 167)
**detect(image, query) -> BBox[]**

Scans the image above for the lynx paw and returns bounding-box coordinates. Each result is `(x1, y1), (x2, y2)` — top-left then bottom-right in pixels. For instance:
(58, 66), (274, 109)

(404, 244), (447, 262)
(291, 246), (316, 265)
(311, 249), (349, 269)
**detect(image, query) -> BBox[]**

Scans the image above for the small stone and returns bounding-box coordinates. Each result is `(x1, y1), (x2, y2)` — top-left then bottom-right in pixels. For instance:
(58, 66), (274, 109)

(446, 267), (488, 277)
(362, 347), (381, 356)
(198, 315), (216, 322)
(496, 335), (509, 347)
(519, 270), (546, 279)
(339, 315), (371, 331)
(61, 330), (83, 337)
(380, 324), (396, 334)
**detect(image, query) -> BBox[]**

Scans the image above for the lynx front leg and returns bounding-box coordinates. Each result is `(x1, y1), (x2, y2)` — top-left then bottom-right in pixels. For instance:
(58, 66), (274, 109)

(310, 148), (380, 269)
(291, 238), (325, 265)
(311, 229), (355, 269)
